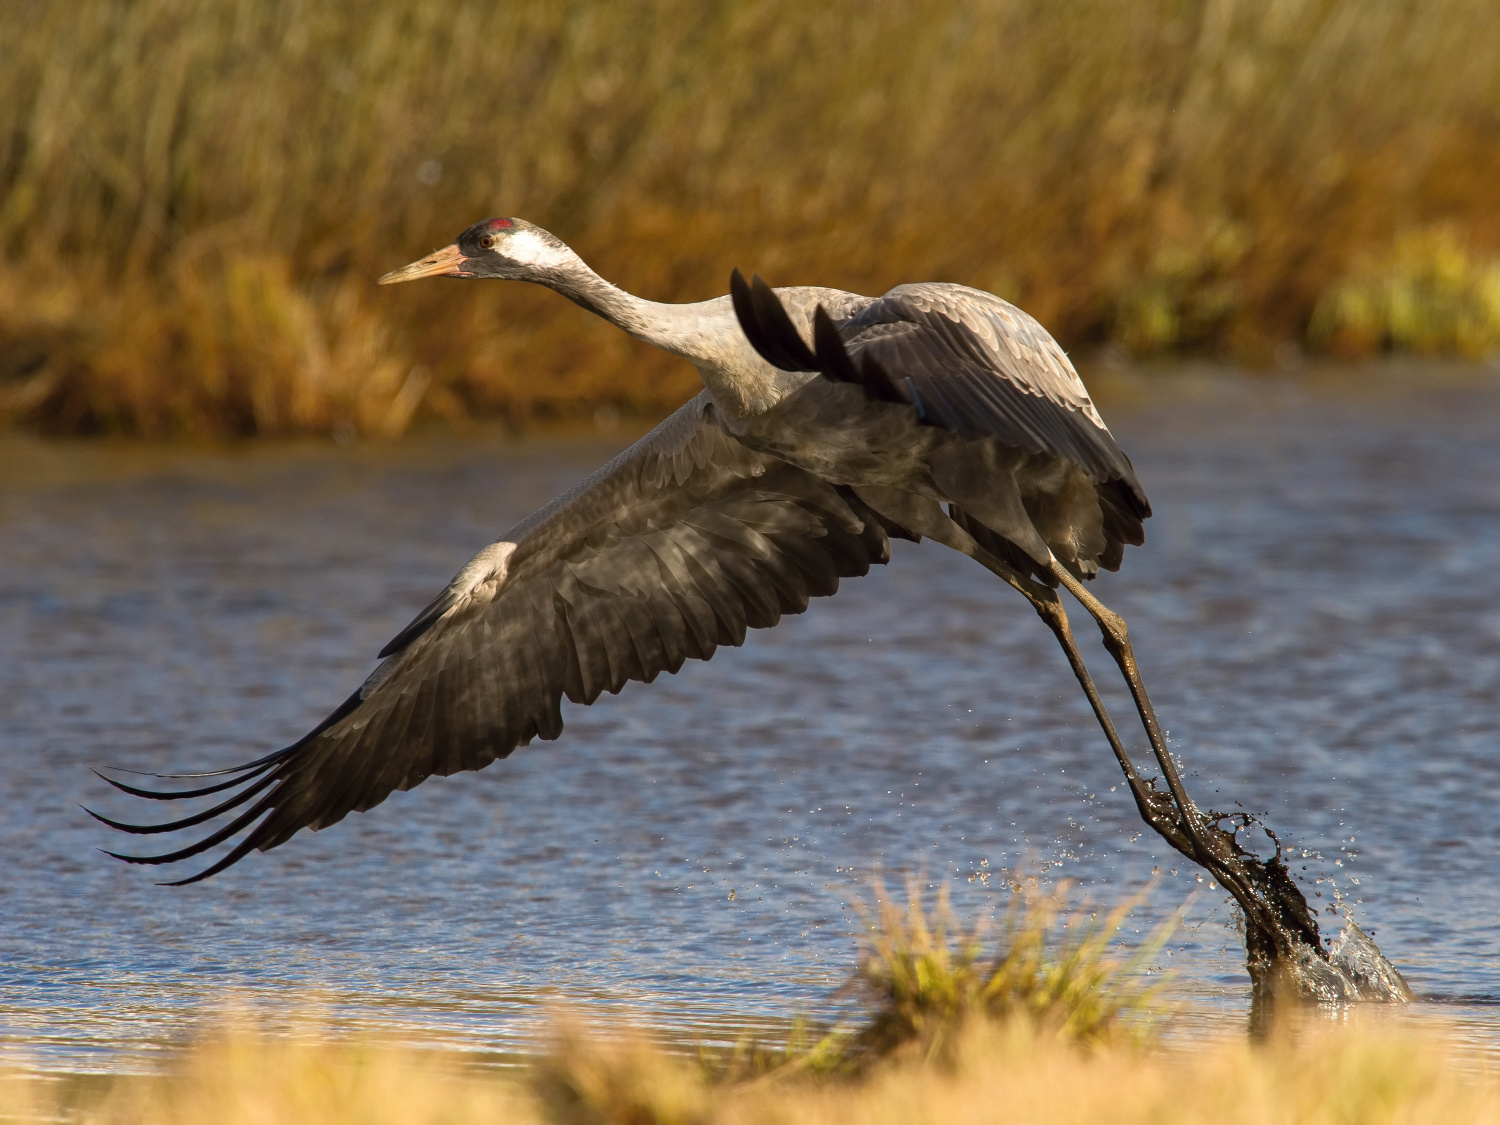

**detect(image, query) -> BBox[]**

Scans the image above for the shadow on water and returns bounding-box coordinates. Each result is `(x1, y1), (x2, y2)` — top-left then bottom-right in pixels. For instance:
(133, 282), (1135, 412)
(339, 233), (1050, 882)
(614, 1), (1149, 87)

(1, 364), (1498, 1069)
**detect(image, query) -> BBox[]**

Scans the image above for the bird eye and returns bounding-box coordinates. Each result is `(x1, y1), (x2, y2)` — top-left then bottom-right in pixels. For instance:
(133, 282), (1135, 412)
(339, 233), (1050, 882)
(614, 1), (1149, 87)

(479, 234), (497, 250)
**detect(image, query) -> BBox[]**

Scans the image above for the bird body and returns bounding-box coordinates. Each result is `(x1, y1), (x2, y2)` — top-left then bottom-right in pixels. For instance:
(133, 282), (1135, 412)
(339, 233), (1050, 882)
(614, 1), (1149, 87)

(97, 217), (1160, 886)
(448, 221), (1146, 572)
(93, 216), (1402, 1006)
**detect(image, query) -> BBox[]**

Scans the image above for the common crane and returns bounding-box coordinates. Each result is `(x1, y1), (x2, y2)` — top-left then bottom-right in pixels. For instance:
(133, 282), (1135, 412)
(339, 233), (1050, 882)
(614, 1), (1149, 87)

(95, 218), (1384, 994)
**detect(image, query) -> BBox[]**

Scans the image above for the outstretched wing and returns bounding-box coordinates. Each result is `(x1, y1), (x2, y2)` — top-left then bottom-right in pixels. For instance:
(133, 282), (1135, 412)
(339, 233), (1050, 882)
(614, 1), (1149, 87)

(731, 272), (1150, 529)
(94, 393), (892, 883)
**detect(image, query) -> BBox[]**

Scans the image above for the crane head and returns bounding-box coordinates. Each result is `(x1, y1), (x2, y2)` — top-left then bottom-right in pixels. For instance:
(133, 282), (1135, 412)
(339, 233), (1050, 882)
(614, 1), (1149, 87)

(378, 218), (569, 285)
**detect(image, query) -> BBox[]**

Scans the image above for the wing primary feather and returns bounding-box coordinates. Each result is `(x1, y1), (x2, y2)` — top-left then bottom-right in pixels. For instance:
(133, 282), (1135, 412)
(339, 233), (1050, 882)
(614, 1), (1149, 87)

(729, 268), (758, 344)
(730, 268), (788, 371)
(91, 763), (276, 801)
(810, 306), (905, 403)
(103, 790), (280, 866)
(811, 306), (862, 384)
(90, 688), (357, 821)
(94, 688), (360, 787)
(82, 771), (278, 835)
(857, 354), (907, 404)
(747, 275), (819, 371)
(98, 751), (287, 781)
(159, 831), (271, 886)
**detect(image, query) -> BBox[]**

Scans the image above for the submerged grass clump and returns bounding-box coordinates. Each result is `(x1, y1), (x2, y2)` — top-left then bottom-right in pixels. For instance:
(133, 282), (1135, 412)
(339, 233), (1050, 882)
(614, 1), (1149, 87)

(2, 0), (1500, 437)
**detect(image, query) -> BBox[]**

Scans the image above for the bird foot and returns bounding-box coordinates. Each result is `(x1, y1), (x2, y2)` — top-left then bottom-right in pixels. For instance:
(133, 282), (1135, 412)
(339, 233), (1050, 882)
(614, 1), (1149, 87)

(1150, 799), (1412, 1012)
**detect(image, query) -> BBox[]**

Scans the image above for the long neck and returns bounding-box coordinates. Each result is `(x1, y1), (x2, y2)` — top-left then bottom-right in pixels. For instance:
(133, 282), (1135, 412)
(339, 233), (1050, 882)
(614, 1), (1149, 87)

(530, 248), (791, 418)
(533, 251), (709, 352)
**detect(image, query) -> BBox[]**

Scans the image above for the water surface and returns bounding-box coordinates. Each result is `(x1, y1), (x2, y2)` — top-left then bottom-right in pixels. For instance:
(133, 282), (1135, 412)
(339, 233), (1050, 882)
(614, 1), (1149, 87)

(2, 368), (1498, 1069)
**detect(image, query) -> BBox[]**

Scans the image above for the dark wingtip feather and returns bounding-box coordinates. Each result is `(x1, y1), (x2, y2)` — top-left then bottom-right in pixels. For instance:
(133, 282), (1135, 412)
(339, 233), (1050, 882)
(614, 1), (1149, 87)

(856, 355), (907, 405)
(99, 794), (277, 867)
(811, 307), (907, 404)
(95, 744), (293, 780)
(83, 773), (277, 836)
(730, 267), (751, 306)
(811, 306), (861, 384)
(102, 843), (232, 885)
(745, 275), (818, 372)
(102, 847), (162, 865)
(98, 763), (261, 780)
(730, 267), (767, 361)
(84, 805), (147, 833)
(93, 694), (362, 883)
(158, 872), (210, 887)
(157, 844), (258, 886)
(91, 765), (274, 801)
(732, 268), (819, 373)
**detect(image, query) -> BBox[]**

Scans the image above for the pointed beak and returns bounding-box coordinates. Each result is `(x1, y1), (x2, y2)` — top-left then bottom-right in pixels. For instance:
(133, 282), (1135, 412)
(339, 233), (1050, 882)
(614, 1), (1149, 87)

(378, 242), (470, 285)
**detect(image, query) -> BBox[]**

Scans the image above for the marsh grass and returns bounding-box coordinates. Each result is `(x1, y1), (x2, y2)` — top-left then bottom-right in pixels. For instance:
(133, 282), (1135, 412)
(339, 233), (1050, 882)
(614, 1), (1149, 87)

(0, 888), (1491, 1123)
(3, 0), (1499, 436)
(0, 1027), (523, 1125)
(528, 875), (1171, 1117)
(1311, 226), (1500, 359)
(844, 878), (1173, 1064)
(3, 1017), (1497, 1125)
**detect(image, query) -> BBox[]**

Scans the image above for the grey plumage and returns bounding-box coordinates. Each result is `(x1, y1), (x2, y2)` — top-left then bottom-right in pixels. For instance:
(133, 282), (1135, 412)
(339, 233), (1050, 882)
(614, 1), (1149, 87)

(93, 216), (1409, 1009)
(96, 217), (1157, 885)
(729, 270), (1148, 578)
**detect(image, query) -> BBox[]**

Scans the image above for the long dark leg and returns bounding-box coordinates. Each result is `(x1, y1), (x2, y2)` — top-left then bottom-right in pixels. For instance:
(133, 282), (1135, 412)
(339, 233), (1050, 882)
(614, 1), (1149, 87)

(1048, 561), (1417, 1011)
(859, 490), (1336, 989)
(1047, 565), (1184, 802)
(858, 491), (1396, 1000)
(963, 550), (1200, 859)
(855, 483), (1204, 864)
(1047, 565), (1217, 849)
(1045, 560), (1316, 959)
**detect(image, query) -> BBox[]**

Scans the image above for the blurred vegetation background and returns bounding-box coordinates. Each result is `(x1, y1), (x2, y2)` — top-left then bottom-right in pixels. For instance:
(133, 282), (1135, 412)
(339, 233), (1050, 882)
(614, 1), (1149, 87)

(2, 0), (1498, 438)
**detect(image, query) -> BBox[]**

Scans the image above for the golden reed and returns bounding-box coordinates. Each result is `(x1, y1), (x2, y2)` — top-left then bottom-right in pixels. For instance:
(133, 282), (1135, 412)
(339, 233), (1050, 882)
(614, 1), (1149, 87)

(2, 0), (1498, 437)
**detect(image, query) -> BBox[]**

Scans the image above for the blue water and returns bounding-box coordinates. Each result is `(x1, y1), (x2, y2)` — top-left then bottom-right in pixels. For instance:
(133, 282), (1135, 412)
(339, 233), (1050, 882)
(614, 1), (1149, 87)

(1, 367), (1497, 1069)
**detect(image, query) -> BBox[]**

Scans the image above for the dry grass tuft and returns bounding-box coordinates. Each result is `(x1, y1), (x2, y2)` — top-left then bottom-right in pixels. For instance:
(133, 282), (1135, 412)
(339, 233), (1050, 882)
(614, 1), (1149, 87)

(2, 0), (1500, 436)
(0, 255), (426, 437)
(0, 1022), (522, 1125)
(2, 1015), (1497, 1125)
(845, 878), (1170, 1064)
(0, 885), (1487, 1123)
(533, 1021), (715, 1125)
(524, 875), (1171, 1106)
